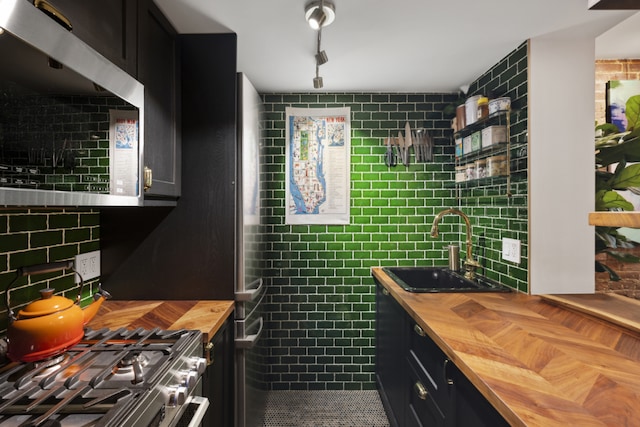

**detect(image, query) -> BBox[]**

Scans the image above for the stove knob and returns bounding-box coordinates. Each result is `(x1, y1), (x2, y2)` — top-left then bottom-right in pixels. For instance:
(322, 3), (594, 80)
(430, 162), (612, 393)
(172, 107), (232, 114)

(181, 370), (198, 388)
(192, 357), (207, 374)
(167, 386), (187, 407)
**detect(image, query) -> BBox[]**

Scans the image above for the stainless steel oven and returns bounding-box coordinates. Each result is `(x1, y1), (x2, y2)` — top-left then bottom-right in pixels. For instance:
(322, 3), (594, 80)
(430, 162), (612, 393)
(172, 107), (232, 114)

(0, 327), (209, 426)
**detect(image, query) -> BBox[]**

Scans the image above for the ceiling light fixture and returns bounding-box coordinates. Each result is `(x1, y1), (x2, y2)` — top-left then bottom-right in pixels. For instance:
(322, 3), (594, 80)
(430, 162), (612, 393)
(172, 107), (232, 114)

(306, 0), (334, 89)
(315, 28), (328, 65)
(305, 0), (335, 30)
(315, 50), (328, 65)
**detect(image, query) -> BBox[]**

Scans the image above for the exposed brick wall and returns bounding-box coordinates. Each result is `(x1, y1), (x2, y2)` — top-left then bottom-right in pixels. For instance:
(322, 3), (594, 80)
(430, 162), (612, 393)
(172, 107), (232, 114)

(594, 59), (640, 299)
(595, 60), (640, 126)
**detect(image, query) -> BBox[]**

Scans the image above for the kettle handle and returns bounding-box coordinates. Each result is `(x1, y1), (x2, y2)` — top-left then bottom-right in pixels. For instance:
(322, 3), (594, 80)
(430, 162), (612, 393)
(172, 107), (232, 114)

(5, 260), (85, 321)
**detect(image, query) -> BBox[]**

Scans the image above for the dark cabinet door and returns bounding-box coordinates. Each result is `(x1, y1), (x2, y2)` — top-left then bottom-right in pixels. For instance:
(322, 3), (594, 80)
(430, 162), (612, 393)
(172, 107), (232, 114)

(35, 0), (137, 75)
(203, 316), (234, 427)
(451, 362), (509, 426)
(137, 0), (181, 199)
(375, 280), (407, 427)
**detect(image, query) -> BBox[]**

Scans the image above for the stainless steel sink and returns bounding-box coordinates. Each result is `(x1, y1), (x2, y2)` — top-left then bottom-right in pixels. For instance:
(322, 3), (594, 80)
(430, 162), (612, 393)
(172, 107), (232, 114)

(382, 267), (511, 293)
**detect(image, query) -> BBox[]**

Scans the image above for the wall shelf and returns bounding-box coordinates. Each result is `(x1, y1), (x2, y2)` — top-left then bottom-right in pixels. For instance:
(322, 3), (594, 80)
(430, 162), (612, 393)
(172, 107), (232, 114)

(454, 108), (513, 197)
(589, 212), (640, 228)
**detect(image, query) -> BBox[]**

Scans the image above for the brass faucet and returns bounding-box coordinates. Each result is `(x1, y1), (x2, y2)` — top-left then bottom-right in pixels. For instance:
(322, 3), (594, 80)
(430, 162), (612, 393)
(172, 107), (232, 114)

(430, 208), (481, 279)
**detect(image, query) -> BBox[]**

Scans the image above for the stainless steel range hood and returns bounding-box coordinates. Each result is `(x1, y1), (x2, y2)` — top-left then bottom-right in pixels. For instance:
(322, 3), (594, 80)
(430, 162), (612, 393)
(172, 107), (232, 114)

(0, 0), (144, 207)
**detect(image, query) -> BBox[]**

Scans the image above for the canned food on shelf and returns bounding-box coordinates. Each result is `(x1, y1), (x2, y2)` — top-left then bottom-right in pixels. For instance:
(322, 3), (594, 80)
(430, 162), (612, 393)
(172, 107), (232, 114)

(455, 165), (466, 183)
(475, 159), (487, 179)
(465, 163), (476, 181)
(487, 155), (508, 177)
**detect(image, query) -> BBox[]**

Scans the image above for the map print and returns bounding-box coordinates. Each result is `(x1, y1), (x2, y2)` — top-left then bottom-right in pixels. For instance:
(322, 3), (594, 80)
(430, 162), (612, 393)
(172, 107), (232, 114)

(286, 107), (350, 225)
(114, 118), (137, 149)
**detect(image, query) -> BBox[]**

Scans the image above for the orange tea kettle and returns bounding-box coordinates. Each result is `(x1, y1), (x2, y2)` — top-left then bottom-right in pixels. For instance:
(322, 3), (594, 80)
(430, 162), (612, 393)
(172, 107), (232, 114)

(4, 260), (110, 363)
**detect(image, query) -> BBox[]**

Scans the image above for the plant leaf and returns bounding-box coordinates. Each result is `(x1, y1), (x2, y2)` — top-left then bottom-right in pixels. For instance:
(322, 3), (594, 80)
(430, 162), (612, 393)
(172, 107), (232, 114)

(596, 138), (640, 166)
(626, 95), (640, 131)
(595, 261), (621, 281)
(595, 190), (634, 211)
(610, 163), (640, 189)
(596, 123), (621, 136)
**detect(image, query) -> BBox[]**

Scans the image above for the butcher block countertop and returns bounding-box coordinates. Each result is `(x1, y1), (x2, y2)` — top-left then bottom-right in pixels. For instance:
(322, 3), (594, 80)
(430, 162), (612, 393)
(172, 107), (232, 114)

(87, 300), (234, 343)
(372, 267), (640, 427)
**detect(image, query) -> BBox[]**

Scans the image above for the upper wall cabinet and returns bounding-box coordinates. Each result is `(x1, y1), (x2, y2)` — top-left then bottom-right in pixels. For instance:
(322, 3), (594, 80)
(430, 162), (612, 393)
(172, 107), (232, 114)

(0, 0), (144, 207)
(137, 0), (181, 200)
(34, 0), (138, 77)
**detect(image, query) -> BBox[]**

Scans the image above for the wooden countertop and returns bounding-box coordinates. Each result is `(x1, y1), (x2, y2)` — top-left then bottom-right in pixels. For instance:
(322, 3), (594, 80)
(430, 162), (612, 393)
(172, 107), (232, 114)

(86, 300), (234, 343)
(372, 267), (640, 427)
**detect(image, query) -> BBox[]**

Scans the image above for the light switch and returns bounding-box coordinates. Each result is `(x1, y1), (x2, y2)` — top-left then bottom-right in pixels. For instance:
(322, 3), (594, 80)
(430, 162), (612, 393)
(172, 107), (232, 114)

(502, 238), (521, 263)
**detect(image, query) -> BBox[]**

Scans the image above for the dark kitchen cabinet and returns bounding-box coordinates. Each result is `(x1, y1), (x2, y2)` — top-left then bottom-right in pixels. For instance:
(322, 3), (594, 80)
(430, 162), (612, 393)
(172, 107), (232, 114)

(100, 33), (237, 300)
(34, 0), (137, 75)
(375, 279), (407, 427)
(408, 321), (453, 426)
(375, 279), (508, 427)
(137, 0), (181, 199)
(451, 365), (509, 427)
(203, 316), (234, 427)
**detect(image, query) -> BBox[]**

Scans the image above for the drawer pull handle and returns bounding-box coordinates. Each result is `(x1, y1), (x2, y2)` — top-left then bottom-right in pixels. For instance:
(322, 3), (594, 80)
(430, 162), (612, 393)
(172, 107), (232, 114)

(443, 359), (454, 386)
(382, 288), (390, 296)
(414, 381), (428, 400)
(414, 324), (426, 337)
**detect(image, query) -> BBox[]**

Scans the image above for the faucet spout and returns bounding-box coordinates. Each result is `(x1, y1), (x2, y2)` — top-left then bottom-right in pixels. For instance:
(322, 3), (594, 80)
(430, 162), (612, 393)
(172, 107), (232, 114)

(430, 208), (480, 279)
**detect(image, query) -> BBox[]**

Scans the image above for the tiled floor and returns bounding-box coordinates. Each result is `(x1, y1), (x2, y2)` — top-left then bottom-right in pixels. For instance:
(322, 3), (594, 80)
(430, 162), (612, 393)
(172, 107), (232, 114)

(263, 390), (390, 426)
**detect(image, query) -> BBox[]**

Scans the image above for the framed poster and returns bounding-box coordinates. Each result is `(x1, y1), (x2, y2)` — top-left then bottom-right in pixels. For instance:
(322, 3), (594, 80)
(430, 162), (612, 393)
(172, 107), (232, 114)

(109, 110), (139, 196)
(606, 79), (640, 132)
(285, 107), (350, 225)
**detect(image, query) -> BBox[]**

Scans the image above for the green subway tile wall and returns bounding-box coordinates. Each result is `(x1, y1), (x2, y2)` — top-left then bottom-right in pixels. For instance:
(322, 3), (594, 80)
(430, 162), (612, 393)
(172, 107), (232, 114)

(0, 41), (529, 392)
(0, 91), (134, 192)
(461, 41), (529, 292)
(260, 42), (529, 391)
(0, 209), (101, 334)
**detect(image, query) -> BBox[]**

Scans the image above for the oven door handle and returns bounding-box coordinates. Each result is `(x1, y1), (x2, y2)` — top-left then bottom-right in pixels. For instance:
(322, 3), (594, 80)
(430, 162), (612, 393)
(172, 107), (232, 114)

(170, 395), (210, 427)
(235, 316), (264, 349)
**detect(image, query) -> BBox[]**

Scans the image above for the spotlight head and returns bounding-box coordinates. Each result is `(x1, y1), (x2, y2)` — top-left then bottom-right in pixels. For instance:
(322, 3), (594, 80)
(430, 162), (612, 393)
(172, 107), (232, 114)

(307, 7), (325, 30)
(305, 1), (335, 29)
(313, 76), (324, 89)
(315, 50), (328, 65)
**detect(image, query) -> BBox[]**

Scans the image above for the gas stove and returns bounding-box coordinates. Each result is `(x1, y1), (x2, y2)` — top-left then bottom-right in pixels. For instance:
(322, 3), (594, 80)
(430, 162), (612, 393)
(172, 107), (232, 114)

(0, 327), (208, 427)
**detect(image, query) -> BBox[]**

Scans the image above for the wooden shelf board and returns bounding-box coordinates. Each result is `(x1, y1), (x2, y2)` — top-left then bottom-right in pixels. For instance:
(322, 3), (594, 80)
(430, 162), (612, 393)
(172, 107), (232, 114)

(589, 212), (640, 228)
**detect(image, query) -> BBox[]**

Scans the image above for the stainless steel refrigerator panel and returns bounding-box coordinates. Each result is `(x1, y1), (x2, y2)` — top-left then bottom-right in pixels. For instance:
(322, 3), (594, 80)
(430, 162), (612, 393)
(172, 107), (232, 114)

(234, 72), (267, 427)
(235, 283), (267, 427)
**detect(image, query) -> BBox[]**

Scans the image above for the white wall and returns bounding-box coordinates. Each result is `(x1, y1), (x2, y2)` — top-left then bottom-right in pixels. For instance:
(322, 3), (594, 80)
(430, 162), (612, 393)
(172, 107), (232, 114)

(528, 36), (595, 294)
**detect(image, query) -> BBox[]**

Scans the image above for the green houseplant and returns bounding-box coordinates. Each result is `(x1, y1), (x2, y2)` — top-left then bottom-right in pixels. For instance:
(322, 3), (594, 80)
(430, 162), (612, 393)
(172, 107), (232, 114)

(595, 94), (640, 280)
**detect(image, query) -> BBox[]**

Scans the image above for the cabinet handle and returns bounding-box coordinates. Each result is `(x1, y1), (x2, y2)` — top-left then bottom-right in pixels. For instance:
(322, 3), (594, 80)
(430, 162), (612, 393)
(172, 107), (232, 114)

(34, 0), (73, 31)
(382, 288), (389, 296)
(414, 381), (428, 400)
(204, 342), (214, 366)
(143, 166), (153, 191)
(443, 359), (454, 386)
(414, 324), (426, 337)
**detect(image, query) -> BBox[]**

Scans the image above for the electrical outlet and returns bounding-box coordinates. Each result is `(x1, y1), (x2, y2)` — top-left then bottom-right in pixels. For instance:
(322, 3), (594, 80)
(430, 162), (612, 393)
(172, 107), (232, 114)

(502, 238), (521, 263)
(75, 250), (100, 283)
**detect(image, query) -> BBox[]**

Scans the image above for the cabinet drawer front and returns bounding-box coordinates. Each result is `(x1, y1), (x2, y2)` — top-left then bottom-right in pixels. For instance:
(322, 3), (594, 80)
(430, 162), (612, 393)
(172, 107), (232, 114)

(407, 360), (447, 427)
(409, 349), (452, 414)
(409, 323), (453, 406)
